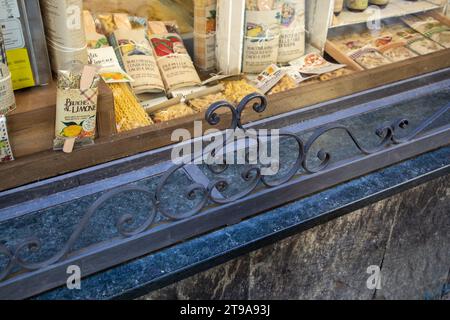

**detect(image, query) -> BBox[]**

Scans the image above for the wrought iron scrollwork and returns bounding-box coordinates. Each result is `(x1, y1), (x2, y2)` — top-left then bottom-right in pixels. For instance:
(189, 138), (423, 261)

(0, 94), (448, 283)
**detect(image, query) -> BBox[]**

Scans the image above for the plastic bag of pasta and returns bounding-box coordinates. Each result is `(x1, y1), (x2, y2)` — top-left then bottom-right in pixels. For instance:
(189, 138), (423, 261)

(54, 63), (100, 152)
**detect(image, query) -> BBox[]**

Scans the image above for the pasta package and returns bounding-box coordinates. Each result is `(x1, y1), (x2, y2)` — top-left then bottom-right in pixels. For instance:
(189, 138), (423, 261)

(194, 0), (217, 71)
(278, 0), (305, 64)
(0, 115), (14, 163)
(85, 12), (152, 132)
(402, 15), (450, 48)
(103, 14), (165, 94)
(243, 1), (281, 73)
(149, 33), (201, 91)
(349, 48), (392, 69)
(83, 10), (109, 49)
(40, 0), (89, 72)
(388, 23), (444, 55)
(0, 28), (15, 115)
(54, 63), (100, 150)
(110, 83), (154, 132)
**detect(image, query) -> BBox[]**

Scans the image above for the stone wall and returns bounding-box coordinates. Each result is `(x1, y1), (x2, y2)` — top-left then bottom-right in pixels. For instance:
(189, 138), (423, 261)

(139, 175), (450, 300)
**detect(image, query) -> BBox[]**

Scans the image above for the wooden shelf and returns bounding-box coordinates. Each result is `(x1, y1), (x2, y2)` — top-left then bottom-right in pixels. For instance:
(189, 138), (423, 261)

(1, 48), (449, 192)
(331, 0), (443, 28)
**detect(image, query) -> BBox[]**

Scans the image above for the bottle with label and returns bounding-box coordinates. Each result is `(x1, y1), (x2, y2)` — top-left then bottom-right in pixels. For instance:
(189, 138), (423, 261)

(0, 27), (16, 115)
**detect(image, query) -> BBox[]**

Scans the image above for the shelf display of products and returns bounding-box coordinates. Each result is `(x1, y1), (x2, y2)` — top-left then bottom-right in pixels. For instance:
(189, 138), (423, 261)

(0, 28), (15, 115)
(0, 0), (51, 90)
(402, 14), (450, 48)
(327, 17), (447, 69)
(0, 0), (449, 191)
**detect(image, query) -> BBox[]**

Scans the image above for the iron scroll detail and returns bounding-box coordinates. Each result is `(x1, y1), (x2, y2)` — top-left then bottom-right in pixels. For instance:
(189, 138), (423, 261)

(0, 94), (448, 283)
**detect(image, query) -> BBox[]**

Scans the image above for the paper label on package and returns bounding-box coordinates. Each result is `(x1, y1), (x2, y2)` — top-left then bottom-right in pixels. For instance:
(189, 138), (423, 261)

(254, 64), (286, 94)
(278, 0), (305, 63)
(88, 47), (133, 83)
(55, 88), (97, 139)
(243, 36), (280, 74)
(290, 53), (345, 75)
(157, 54), (201, 91)
(0, 18), (25, 49)
(0, 0), (20, 19)
(114, 29), (164, 93)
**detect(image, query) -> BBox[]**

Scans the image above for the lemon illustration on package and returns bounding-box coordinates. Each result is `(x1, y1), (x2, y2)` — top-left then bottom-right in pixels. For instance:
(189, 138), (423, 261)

(61, 116), (96, 139)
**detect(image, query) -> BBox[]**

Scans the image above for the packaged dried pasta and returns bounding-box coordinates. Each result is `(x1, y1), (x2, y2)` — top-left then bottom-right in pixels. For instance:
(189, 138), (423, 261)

(84, 12), (151, 132)
(54, 63), (100, 151)
(149, 32), (201, 92)
(243, 0), (281, 73)
(110, 83), (154, 132)
(83, 10), (109, 49)
(102, 14), (165, 94)
(278, 0), (305, 64)
(0, 28), (15, 115)
(194, 0), (217, 71)
(151, 103), (196, 123)
(40, 0), (89, 72)
(0, 115), (14, 163)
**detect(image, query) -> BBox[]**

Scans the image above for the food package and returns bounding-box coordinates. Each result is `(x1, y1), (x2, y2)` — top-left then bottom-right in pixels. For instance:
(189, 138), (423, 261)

(402, 15), (450, 48)
(368, 33), (418, 62)
(290, 53), (346, 74)
(216, 0), (246, 74)
(83, 10), (109, 49)
(83, 0), (194, 34)
(349, 48), (392, 69)
(149, 32), (201, 91)
(84, 12), (152, 132)
(243, 0), (281, 73)
(278, 0), (305, 64)
(253, 64), (287, 93)
(110, 83), (154, 132)
(194, 0), (217, 71)
(102, 14), (165, 94)
(0, 28), (15, 115)
(40, 0), (89, 72)
(0, 0), (51, 89)
(54, 63), (100, 150)
(0, 115), (13, 163)
(151, 103), (196, 123)
(389, 23), (444, 55)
